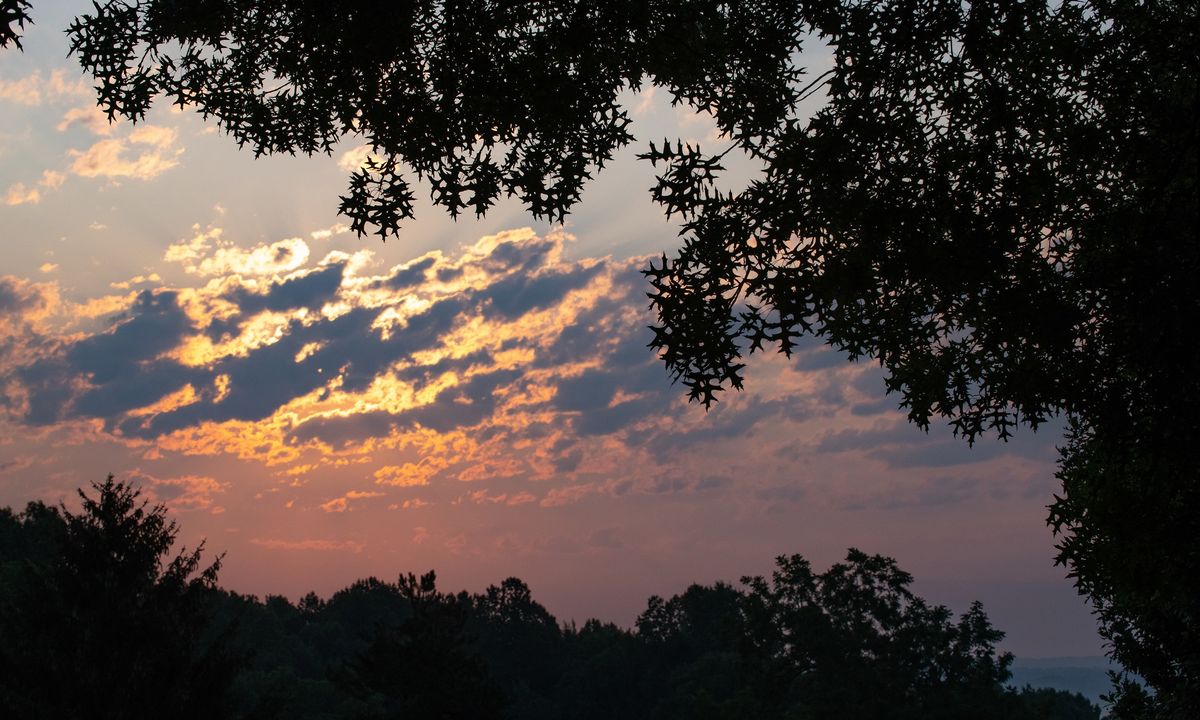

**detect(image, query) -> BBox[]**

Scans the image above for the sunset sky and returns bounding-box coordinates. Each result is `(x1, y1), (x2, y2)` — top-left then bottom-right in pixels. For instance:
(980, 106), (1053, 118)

(1, 3), (1100, 658)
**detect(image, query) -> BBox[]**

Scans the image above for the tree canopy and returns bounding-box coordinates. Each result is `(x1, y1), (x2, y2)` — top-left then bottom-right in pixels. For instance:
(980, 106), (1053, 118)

(58, 1), (1195, 429)
(3, 1), (1196, 715)
(0, 476), (237, 719)
(1, 481), (1103, 720)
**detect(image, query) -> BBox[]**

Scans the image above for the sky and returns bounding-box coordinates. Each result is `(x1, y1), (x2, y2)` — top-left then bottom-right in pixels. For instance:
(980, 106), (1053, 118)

(0, 3), (1102, 658)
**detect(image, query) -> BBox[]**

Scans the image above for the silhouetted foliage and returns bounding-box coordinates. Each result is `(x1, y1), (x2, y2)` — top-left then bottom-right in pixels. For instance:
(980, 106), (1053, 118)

(59, 0), (1197, 427)
(1, 482), (1104, 719)
(16, 0), (1198, 713)
(1050, 418), (1199, 720)
(0, 0), (30, 49)
(469, 577), (566, 719)
(337, 571), (505, 720)
(0, 475), (239, 719)
(1018, 686), (1104, 720)
(733, 551), (1015, 719)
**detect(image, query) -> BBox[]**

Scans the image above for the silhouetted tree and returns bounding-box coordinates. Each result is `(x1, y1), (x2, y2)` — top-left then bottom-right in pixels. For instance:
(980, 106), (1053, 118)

(636, 582), (751, 719)
(628, 550), (1106, 720)
(0, 475), (240, 719)
(2, 489), (1108, 720)
(17, 1), (1200, 712)
(470, 577), (566, 720)
(1016, 686), (1103, 720)
(737, 550), (1016, 719)
(1050, 417), (1199, 719)
(337, 571), (505, 720)
(556, 618), (654, 720)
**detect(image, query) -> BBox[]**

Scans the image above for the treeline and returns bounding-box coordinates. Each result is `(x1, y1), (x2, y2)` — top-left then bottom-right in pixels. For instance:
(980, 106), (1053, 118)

(0, 477), (1100, 720)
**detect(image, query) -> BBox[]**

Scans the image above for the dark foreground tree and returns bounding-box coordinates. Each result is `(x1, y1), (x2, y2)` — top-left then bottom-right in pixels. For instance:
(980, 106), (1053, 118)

(681, 550), (1019, 719)
(337, 571), (505, 720)
(10, 1), (1196, 714)
(2, 484), (1102, 720)
(1017, 686), (1104, 720)
(631, 550), (1102, 720)
(0, 475), (239, 719)
(469, 577), (566, 719)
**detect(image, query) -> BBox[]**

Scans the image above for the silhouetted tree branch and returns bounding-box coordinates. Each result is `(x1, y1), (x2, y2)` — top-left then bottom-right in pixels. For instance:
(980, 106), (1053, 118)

(0, 0), (31, 49)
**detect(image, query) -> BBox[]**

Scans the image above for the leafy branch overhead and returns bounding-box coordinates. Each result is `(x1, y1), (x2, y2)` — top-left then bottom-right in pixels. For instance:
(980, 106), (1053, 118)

(64, 0), (804, 405)
(1, 0), (32, 49)
(64, 1), (1191, 438)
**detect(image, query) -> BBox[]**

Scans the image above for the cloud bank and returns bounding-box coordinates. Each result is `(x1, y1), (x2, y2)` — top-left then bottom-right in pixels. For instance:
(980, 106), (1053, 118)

(0, 227), (1057, 520)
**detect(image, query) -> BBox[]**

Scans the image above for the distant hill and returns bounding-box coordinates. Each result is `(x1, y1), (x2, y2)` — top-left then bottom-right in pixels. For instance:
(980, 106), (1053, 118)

(1010, 657), (1117, 706)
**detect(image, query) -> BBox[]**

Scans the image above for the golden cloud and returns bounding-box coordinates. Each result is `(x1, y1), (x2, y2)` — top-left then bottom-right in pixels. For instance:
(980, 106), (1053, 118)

(4, 226), (800, 515)
(310, 223), (350, 241)
(4, 182), (39, 206)
(373, 455), (451, 487)
(68, 124), (183, 180)
(337, 144), (375, 172)
(128, 469), (228, 513)
(57, 105), (115, 135)
(319, 489), (386, 512)
(165, 224), (311, 277)
(109, 273), (162, 290)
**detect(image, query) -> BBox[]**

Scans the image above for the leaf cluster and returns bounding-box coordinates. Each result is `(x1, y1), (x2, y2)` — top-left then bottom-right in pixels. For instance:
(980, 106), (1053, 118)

(0, 0), (31, 49)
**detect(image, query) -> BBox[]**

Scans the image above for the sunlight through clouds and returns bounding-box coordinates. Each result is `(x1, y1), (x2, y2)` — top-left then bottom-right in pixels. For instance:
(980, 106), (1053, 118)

(165, 224), (311, 277)
(3, 226), (865, 505)
(0, 221), (1071, 651)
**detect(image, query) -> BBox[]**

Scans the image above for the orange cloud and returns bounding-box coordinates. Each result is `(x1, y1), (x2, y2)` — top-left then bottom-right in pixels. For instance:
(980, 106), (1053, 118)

(4, 170), (69, 206)
(4, 226), (838, 515)
(127, 384), (201, 418)
(128, 469), (227, 513)
(374, 456), (450, 487)
(57, 105), (115, 135)
(68, 125), (182, 180)
(249, 538), (365, 552)
(319, 489), (385, 513)
(4, 182), (39, 206)
(540, 484), (598, 508)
